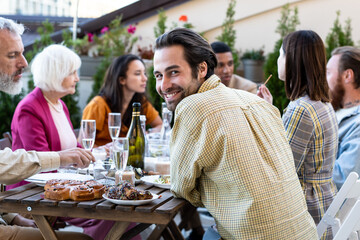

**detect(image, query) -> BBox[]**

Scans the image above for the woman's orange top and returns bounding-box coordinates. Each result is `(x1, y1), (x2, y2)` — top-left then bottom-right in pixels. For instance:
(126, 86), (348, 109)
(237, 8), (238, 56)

(82, 96), (159, 146)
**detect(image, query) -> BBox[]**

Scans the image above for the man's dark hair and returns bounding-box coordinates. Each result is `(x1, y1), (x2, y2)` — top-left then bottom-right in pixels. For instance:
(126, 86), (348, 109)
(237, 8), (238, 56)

(155, 28), (217, 79)
(283, 30), (330, 102)
(332, 46), (360, 89)
(211, 41), (232, 54)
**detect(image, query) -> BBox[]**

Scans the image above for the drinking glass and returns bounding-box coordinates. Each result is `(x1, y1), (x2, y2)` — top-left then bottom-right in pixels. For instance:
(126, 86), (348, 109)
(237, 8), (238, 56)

(113, 137), (129, 183)
(108, 113), (121, 140)
(81, 120), (96, 150)
(160, 102), (172, 140)
(81, 119), (96, 174)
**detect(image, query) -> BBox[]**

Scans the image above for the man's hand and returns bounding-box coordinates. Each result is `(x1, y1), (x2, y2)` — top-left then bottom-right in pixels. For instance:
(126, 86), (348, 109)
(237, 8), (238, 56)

(11, 215), (37, 228)
(58, 148), (95, 169)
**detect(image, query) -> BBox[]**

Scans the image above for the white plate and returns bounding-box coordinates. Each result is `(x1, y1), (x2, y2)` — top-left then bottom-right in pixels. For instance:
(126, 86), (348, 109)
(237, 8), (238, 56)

(25, 173), (94, 186)
(102, 193), (160, 205)
(141, 175), (171, 189)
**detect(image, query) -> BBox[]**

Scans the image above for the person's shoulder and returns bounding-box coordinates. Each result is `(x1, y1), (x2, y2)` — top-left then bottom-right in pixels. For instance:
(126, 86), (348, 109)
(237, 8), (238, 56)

(16, 88), (42, 109)
(233, 74), (256, 85)
(86, 96), (108, 107)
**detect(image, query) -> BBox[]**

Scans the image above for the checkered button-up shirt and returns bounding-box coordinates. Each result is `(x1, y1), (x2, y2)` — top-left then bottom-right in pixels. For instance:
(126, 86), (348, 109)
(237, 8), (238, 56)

(170, 75), (318, 239)
(283, 95), (338, 239)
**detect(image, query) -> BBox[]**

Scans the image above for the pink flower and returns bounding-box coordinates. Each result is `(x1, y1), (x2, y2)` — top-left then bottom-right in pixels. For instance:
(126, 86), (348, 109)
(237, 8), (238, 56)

(100, 26), (109, 34)
(179, 15), (188, 22)
(127, 25), (136, 34)
(87, 33), (94, 42)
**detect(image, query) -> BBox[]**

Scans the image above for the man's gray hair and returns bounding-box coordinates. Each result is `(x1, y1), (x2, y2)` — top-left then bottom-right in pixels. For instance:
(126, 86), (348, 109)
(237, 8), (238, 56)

(0, 17), (24, 35)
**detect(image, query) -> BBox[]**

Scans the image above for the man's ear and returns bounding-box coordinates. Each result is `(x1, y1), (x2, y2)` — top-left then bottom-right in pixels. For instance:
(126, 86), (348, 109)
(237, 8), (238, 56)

(198, 61), (208, 79)
(343, 69), (354, 84)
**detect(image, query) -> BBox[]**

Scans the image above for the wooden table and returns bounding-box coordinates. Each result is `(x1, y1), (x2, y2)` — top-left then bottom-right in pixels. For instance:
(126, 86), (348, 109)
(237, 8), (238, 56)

(0, 182), (187, 240)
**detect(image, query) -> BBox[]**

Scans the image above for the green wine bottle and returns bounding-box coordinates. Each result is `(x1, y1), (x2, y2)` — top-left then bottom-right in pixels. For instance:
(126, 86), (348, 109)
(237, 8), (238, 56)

(126, 102), (145, 169)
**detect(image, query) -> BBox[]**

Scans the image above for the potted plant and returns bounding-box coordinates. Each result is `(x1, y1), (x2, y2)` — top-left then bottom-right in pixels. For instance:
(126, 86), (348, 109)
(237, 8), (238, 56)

(241, 48), (265, 83)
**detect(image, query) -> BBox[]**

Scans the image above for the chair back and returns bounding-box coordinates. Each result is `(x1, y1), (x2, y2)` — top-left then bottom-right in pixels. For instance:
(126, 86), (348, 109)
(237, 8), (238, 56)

(0, 136), (12, 150)
(2, 131), (12, 144)
(0, 135), (12, 192)
(317, 172), (360, 239)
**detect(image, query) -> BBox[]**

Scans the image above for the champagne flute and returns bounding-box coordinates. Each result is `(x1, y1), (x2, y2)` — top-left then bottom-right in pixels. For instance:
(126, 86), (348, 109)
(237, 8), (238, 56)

(108, 113), (121, 165)
(108, 113), (121, 140)
(81, 119), (96, 175)
(113, 137), (129, 183)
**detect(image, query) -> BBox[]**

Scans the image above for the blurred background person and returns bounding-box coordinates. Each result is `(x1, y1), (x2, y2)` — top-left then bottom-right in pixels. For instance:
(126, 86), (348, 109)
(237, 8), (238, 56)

(326, 46), (360, 190)
(8, 44), (117, 240)
(258, 30), (338, 239)
(211, 41), (257, 93)
(82, 54), (162, 147)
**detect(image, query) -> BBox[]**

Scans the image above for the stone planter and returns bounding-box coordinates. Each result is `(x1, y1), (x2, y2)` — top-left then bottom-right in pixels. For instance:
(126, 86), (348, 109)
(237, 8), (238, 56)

(242, 59), (265, 83)
(79, 56), (105, 77)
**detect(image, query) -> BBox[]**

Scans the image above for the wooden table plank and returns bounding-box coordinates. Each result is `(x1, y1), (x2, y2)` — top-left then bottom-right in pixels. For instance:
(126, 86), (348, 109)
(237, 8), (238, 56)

(135, 191), (174, 213)
(77, 198), (105, 208)
(39, 198), (59, 206)
(115, 204), (135, 212)
(96, 199), (116, 209)
(21, 192), (44, 204)
(0, 183), (38, 200)
(57, 200), (78, 208)
(155, 198), (186, 214)
(3, 188), (44, 202)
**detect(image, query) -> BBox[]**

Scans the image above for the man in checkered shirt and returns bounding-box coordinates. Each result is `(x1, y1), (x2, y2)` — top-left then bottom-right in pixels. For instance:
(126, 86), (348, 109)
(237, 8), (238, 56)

(153, 28), (318, 239)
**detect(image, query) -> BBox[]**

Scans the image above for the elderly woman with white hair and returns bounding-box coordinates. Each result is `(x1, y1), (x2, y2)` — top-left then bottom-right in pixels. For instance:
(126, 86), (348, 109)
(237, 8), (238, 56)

(10, 44), (81, 184)
(8, 44), (119, 240)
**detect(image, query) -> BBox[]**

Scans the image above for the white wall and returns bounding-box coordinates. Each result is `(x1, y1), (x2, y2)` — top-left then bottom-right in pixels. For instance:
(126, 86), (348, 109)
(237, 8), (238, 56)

(133, 0), (360, 56)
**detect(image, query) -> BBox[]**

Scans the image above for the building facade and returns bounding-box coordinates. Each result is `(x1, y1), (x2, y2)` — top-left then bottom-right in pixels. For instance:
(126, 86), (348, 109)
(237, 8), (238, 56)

(0, 0), (72, 16)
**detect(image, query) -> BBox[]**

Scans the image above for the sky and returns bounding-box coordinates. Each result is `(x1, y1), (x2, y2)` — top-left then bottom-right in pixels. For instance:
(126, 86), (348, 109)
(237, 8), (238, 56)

(75, 0), (139, 18)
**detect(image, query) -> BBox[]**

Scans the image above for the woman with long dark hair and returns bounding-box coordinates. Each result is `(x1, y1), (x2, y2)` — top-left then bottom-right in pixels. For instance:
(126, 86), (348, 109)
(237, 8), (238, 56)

(258, 30), (338, 240)
(82, 54), (162, 147)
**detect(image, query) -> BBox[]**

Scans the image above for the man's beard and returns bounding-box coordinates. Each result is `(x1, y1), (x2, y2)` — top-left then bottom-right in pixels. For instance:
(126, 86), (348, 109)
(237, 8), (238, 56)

(330, 75), (345, 111)
(0, 70), (23, 95)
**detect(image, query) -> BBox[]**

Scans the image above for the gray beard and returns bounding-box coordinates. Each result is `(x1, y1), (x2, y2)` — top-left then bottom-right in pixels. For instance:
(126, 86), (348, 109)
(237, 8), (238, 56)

(0, 71), (23, 95)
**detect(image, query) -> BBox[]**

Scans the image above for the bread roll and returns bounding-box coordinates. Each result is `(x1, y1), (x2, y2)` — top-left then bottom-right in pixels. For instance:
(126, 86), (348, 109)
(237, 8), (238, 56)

(70, 185), (95, 201)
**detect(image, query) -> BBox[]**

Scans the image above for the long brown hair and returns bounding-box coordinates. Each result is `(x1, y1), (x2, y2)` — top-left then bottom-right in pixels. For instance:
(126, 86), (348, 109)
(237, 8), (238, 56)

(283, 30), (330, 102)
(98, 54), (147, 128)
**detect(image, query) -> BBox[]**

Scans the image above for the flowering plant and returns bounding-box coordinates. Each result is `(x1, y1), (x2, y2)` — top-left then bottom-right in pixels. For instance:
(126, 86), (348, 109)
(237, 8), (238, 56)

(170, 14), (194, 29)
(63, 16), (138, 57)
(178, 15), (193, 29)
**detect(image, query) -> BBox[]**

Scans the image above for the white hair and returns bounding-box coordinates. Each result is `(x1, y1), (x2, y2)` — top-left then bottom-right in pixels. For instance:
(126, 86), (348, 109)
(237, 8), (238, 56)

(31, 44), (81, 92)
(0, 17), (24, 35)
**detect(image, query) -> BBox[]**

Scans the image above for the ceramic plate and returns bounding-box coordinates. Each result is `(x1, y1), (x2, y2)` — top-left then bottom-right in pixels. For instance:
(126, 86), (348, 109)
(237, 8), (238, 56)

(141, 175), (171, 189)
(25, 173), (94, 186)
(102, 193), (160, 205)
